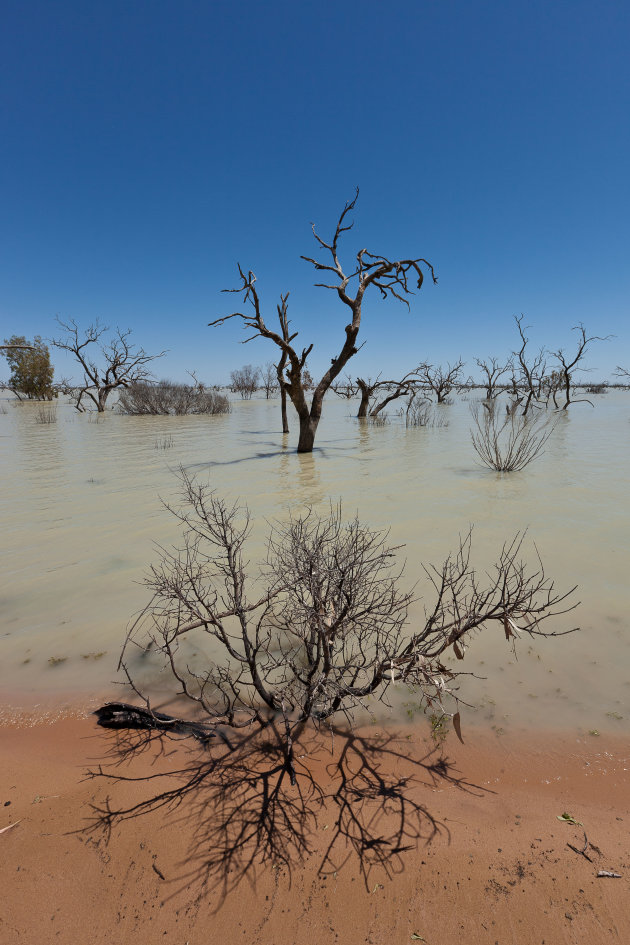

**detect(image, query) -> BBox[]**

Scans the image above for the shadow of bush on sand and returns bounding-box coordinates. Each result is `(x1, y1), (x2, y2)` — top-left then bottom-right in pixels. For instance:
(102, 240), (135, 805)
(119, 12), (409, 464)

(83, 719), (487, 904)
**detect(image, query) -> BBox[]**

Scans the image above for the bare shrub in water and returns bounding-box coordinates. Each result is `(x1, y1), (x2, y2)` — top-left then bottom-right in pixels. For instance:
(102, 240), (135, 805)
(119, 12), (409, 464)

(35, 404), (58, 424)
(405, 398), (448, 428)
(109, 471), (577, 787)
(118, 380), (230, 416)
(470, 401), (555, 471)
(230, 364), (259, 400)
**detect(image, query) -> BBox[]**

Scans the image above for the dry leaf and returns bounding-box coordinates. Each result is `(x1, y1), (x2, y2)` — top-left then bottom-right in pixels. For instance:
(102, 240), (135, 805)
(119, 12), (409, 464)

(453, 711), (464, 744)
(0, 821), (21, 835)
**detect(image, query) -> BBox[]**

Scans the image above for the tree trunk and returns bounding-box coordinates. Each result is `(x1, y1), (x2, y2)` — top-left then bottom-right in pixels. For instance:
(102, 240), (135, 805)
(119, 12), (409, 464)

(297, 414), (318, 452)
(280, 387), (289, 434)
(561, 374), (571, 409)
(357, 388), (371, 418)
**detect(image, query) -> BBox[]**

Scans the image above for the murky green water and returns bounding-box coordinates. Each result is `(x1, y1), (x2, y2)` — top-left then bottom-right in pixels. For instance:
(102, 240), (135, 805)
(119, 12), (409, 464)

(1, 391), (628, 733)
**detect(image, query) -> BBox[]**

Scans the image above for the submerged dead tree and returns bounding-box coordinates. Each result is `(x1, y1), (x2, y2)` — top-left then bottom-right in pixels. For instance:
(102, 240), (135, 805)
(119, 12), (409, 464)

(51, 318), (165, 412)
(356, 370), (421, 418)
(274, 294), (291, 433)
(115, 471), (578, 788)
(511, 315), (549, 416)
(210, 191), (437, 452)
(331, 374), (358, 399)
(416, 360), (466, 404)
(614, 366), (630, 386)
(551, 324), (610, 409)
(511, 316), (609, 414)
(475, 357), (512, 401)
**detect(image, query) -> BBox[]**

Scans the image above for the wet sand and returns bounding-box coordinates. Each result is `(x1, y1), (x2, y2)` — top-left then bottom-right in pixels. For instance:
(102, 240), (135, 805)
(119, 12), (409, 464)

(1, 714), (628, 944)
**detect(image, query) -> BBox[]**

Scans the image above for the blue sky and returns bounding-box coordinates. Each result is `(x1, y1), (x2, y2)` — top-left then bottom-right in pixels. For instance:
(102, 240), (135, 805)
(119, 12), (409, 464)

(1, 0), (628, 384)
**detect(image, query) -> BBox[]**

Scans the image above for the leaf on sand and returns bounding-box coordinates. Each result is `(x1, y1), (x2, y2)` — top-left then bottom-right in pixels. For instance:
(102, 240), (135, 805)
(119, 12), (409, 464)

(453, 711), (464, 744)
(0, 821), (21, 835)
(557, 812), (583, 826)
(411, 935), (427, 941)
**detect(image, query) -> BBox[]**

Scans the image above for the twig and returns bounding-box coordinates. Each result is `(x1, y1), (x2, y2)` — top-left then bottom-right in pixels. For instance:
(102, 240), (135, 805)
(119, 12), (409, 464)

(567, 829), (593, 862)
(597, 870), (622, 878)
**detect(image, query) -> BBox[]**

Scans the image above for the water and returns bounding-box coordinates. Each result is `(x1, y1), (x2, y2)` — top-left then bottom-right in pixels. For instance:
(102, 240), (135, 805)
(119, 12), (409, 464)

(1, 391), (629, 733)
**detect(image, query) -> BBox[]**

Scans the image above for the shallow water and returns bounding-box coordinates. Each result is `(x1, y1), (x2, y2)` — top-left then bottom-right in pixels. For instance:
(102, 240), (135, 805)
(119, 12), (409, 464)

(1, 391), (629, 734)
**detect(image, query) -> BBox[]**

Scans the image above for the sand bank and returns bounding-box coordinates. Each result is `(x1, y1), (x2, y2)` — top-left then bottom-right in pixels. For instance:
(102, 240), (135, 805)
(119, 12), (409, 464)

(1, 714), (628, 944)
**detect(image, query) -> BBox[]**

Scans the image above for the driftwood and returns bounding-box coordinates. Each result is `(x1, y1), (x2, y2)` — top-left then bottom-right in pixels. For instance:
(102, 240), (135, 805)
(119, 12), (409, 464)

(567, 829), (593, 862)
(94, 702), (231, 747)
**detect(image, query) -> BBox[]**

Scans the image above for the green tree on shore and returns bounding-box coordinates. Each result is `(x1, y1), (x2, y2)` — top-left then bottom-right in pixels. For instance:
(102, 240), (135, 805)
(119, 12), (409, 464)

(1, 336), (55, 400)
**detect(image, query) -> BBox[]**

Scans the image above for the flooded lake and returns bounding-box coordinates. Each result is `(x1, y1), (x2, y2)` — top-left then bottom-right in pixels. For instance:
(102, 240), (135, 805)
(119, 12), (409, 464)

(1, 391), (628, 735)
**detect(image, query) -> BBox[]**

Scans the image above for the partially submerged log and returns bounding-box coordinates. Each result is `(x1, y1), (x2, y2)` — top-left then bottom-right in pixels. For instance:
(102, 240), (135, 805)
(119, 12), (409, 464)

(94, 702), (224, 746)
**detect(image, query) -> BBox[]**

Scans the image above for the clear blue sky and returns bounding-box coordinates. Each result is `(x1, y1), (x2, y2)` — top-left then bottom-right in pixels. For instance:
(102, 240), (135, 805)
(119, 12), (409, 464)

(1, 0), (628, 384)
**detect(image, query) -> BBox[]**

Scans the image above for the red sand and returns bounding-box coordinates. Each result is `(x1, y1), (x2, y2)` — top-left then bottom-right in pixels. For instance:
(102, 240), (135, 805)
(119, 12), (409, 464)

(1, 714), (628, 944)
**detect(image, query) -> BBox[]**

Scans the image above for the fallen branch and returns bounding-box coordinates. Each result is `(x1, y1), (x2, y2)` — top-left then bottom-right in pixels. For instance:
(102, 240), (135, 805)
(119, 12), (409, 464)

(94, 702), (232, 748)
(567, 829), (593, 862)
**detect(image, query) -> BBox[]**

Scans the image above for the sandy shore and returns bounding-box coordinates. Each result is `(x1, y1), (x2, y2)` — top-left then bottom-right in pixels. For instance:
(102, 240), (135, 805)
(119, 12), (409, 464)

(1, 713), (628, 945)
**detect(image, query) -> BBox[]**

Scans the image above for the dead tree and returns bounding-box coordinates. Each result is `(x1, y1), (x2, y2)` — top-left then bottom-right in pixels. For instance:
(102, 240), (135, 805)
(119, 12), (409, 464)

(210, 191), (437, 453)
(551, 324), (610, 409)
(331, 374), (358, 399)
(356, 370), (422, 418)
(356, 375), (382, 418)
(230, 364), (259, 399)
(475, 357), (512, 400)
(614, 366), (630, 387)
(275, 294), (291, 433)
(51, 318), (165, 412)
(512, 315), (548, 416)
(416, 360), (465, 404)
(540, 369), (564, 408)
(116, 471), (578, 788)
(260, 362), (279, 399)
